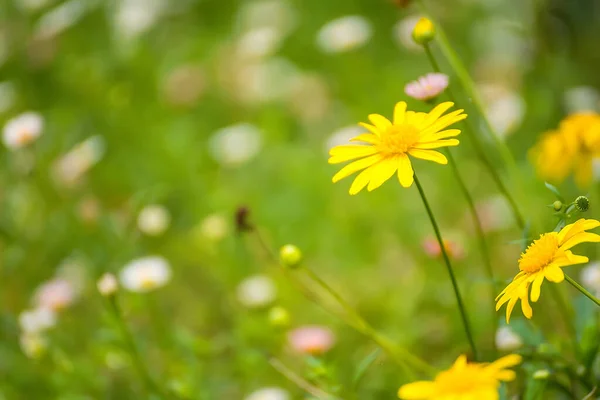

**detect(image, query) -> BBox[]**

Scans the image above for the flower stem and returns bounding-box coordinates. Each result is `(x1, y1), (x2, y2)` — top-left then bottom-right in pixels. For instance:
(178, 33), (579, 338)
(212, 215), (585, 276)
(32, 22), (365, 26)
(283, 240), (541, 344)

(413, 173), (478, 360)
(107, 296), (164, 397)
(565, 274), (600, 307)
(422, 43), (526, 231)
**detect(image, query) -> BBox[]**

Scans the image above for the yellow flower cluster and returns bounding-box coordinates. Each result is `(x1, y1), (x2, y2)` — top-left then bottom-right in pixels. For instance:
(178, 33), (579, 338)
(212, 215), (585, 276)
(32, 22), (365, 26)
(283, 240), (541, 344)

(530, 112), (600, 187)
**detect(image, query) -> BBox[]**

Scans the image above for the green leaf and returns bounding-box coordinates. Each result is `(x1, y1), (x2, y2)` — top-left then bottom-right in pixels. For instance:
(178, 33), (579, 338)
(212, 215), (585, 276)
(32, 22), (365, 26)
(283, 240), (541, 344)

(544, 182), (564, 201)
(352, 348), (381, 389)
(524, 376), (548, 400)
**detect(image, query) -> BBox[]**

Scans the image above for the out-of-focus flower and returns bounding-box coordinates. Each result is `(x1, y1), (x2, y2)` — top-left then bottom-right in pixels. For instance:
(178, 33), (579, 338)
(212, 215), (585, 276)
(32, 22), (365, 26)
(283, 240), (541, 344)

(286, 74), (331, 124)
(2, 112), (44, 150)
(288, 325), (335, 355)
(237, 27), (282, 59)
(97, 273), (119, 296)
(119, 256), (172, 293)
(137, 205), (171, 236)
(77, 196), (101, 225)
(244, 387), (290, 400)
(495, 326), (523, 351)
(197, 213), (229, 241)
(398, 354), (521, 399)
(35, 0), (92, 39)
(564, 86), (600, 114)
(20, 334), (48, 359)
(114, 0), (165, 40)
(422, 236), (464, 260)
(209, 123), (262, 166)
(316, 16), (372, 53)
(34, 278), (75, 312)
(581, 262), (600, 296)
(496, 219), (600, 323)
(236, 275), (277, 309)
(52, 135), (106, 187)
(268, 306), (290, 328)
(0, 82), (16, 114)
(162, 64), (206, 108)
(325, 126), (364, 154)
(328, 101), (466, 193)
(19, 307), (56, 334)
(405, 73), (449, 101)
(411, 17), (435, 45)
(16, 0), (52, 12)
(279, 244), (302, 268)
(393, 16), (424, 52)
(529, 112), (600, 188)
(475, 196), (513, 233)
(479, 84), (524, 138)
(237, 0), (297, 37)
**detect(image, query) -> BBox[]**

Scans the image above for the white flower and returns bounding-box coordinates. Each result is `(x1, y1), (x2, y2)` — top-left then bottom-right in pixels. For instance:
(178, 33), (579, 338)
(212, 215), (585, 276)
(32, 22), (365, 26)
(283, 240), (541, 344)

(480, 84), (525, 138)
(119, 256), (172, 292)
(234, 58), (300, 104)
(97, 273), (119, 296)
(197, 213), (229, 241)
(581, 262), (600, 297)
(20, 334), (48, 359)
(52, 135), (105, 187)
(35, 0), (91, 39)
(209, 123), (262, 166)
(393, 16), (423, 52)
(244, 387), (290, 400)
(237, 27), (282, 59)
(316, 15), (372, 53)
(137, 205), (171, 236)
(34, 278), (75, 312)
(114, 0), (165, 40)
(2, 112), (44, 150)
(237, 0), (297, 37)
(564, 86), (600, 113)
(495, 326), (523, 351)
(236, 275), (276, 309)
(19, 307), (56, 334)
(324, 125), (363, 154)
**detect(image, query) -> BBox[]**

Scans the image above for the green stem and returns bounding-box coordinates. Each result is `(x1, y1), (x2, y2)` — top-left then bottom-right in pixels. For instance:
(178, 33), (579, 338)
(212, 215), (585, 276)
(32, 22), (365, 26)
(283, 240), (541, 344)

(413, 173), (478, 360)
(565, 274), (600, 307)
(422, 43), (526, 231)
(107, 296), (164, 397)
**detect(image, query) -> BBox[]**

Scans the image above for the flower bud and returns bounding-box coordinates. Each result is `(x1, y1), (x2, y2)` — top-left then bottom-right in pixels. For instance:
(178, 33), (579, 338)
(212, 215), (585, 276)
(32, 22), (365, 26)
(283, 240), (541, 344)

(97, 273), (118, 296)
(552, 200), (563, 211)
(576, 195), (589, 212)
(268, 306), (290, 328)
(279, 244), (302, 268)
(412, 17), (435, 45)
(533, 369), (550, 380)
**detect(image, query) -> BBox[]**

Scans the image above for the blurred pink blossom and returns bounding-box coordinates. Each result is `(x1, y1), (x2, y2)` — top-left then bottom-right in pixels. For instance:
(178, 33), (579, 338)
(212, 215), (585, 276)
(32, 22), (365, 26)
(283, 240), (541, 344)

(422, 237), (464, 260)
(34, 278), (75, 312)
(404, 73), (449, 101)
(288, 325), (335, 355)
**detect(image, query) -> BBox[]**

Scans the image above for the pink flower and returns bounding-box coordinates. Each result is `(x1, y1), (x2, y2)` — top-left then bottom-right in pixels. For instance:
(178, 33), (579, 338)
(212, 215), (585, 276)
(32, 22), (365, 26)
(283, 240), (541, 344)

(422, 237), (464, 260)
(404, 73), (449, 101)
(288, 325), (335, 355)
(34, 278), (75, 312)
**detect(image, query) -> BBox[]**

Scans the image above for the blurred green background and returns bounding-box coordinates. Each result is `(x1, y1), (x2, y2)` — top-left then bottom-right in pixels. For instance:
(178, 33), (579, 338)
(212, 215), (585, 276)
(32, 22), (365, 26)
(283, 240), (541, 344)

(1, 0), (600, 398)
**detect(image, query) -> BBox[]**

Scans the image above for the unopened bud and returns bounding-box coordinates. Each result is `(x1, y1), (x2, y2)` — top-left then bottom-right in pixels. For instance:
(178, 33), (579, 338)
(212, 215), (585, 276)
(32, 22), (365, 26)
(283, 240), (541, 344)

(576, 196), (589, 212)
(279, 244), (302, 268)
(268, 306), (290, 328)
(97, 273), (118, 296)
(412, 17), (435, 45)
(533, 369), (550, 380)
(553, 200), (563, 211)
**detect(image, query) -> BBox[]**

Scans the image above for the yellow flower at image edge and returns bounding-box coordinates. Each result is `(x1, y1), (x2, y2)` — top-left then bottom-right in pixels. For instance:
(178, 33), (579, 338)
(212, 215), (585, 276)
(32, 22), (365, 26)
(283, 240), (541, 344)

(328, 101), (466, 194)
(398, 354), (521, 400)
(496, 218), (600, 322)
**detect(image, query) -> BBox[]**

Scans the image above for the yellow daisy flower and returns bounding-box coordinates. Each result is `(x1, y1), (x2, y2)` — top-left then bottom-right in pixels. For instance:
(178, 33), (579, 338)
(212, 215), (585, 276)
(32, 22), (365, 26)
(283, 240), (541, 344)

(496, 218), (600, 322)
(530, 112), (600, 187)
(398, 354), (521, 400)
(328, 101), (466, 194)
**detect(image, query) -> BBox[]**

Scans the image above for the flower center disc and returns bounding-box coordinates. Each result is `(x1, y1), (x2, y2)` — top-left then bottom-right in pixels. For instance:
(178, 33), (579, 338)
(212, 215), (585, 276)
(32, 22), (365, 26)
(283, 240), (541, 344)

(518, 233), (559, 273)
(379, 124), (419, 155)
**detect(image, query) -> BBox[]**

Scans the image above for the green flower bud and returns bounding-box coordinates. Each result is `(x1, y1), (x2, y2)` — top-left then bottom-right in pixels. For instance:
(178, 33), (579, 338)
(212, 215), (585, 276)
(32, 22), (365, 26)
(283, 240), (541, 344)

(552, 200), (563, 211)
(576, 196), (590, 212)
(279, 244), (302, 268)
(533, 369), (550, 380)
(268, 306), (290, 328)
(412, 17), (435, 45)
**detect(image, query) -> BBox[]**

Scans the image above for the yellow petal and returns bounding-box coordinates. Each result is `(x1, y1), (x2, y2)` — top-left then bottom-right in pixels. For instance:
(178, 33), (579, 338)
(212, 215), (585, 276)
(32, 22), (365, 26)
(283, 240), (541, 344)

(408, 149), (448, 164)
(488, 354), (522, 370)
(574, 155), (593, 188)
(350, 133), (380, 144)
(421, 101), (455, 128)
(544, 265), (564, 282)
(348, 166), (373, 195)
(332, 154), (383, 183)
(560, 232), (600, 251)
(505, 295), (519, 323)
(520, 291), (533, 319)
(495, 370), (517, 381)
(328, 145), (378, 164)
(451, 354), (468, 369)
(397, 381), (436, 399)
(557, 218), (600, 244)
(431, 129), (461, 140)
(413, 139), (459, 150)
(366, 157), (398, 191)
(394, 101), (407, 125)
(420, 110), (467, 139)
(530, 273), (545, 302)
(359, 122), (381, 136)
(368, 114), (392, 131)
(397, 155), (414, 187)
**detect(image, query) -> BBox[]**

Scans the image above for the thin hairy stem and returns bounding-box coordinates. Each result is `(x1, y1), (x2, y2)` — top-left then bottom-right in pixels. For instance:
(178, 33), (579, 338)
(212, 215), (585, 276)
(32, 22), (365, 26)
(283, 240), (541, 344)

(565, 274), (600, 307)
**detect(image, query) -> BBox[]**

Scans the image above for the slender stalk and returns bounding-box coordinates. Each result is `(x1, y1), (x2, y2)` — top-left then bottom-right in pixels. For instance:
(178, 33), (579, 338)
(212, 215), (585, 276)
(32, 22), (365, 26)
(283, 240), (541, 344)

(422, 44), (526, 230)
(565, 274), (600, 307)
(413, 173), (478, 360)
(106, 296), (164, 397)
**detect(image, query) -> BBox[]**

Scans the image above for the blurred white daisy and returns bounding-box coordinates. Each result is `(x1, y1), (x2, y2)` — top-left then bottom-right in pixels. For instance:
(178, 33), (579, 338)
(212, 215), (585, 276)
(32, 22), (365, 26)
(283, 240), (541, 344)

(405, 73), (449, 101)
(209, 123), (262, 166)
(564, 86), (600, 114)
(316, 15), (372, 53)
(35, 0), (92, 39)
(20, 334), (48, 359)
(324, 125), (363, 154)
(197, 213), (229, 242)
(237, 27), (282, 59)
(52, 135), (105, 187)
(97, 273), (119, 296)
(495, 326), (523, 351)
(479, 84), (525, 138)
(286, 73), (331, 124)
(238, 58), (300, 104)
(119, 256), (172, 292)
(245, 387), (290, 400)
(19, 307), (56, 334)
(581, 262), (600, 297)
(393, 16), (423, 52)
(114, 0), (165, 40)
(34, 278), (76, 312)
(137, 204), (171, 236)
(236, 0), (297, 37)
(236, 275), (276, 309)
(2, 112), (44, 150)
